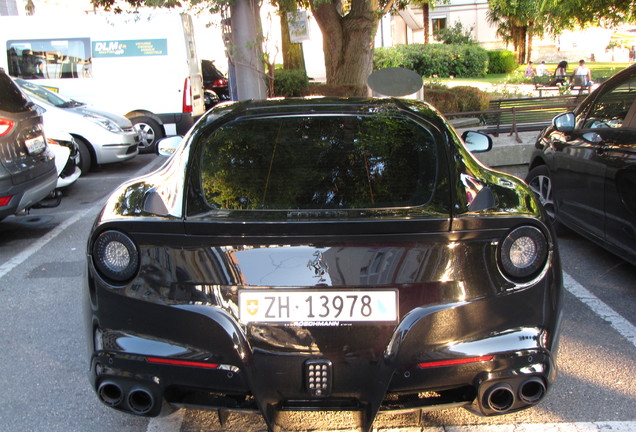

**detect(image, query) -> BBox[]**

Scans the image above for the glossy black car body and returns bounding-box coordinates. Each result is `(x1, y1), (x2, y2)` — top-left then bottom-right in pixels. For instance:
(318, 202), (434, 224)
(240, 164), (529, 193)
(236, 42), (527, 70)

(527, 64), (636, 266)
(0, 68), (57, 221)
(85, 98), (562, 432)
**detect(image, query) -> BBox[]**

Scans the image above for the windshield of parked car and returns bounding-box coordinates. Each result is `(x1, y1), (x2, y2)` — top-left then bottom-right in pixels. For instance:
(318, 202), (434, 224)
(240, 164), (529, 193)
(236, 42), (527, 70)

(196, 114), (440, 210)
(15, 79), (83, 108)
(582, 74), (636, 129)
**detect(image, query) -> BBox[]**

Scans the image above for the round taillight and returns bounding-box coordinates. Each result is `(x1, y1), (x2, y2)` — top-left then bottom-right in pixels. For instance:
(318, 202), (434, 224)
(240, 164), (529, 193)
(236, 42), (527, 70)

(499, 226), (549, 281)
(92, 230), (139, 282)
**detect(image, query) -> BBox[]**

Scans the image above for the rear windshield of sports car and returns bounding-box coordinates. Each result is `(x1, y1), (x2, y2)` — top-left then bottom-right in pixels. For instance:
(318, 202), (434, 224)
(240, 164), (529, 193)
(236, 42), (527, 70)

(193, 114), (443, 212)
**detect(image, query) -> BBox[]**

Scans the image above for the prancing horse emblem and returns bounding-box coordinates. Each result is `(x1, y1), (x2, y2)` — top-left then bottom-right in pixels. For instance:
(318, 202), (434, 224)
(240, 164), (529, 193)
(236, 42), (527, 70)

(307, 250), (329, 283)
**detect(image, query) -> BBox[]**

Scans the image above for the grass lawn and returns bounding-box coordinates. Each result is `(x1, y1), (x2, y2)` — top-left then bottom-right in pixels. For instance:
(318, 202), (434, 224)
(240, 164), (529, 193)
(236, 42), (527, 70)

(515, 62), (631, 79)
(433, 62), (632, 85)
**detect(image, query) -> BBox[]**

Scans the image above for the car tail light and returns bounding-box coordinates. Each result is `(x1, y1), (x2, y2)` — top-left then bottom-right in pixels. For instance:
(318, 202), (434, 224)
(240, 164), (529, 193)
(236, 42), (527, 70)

(498, 226), (549, 281)
(418, 355), (493, 368)
(182, 77), (193, 113)
(92, 230), (139, 283)
(212, 78), (228, 88)
(0, 195), (12, 207)
(146, 357), (219, 369)
(0, 118), (14, 136)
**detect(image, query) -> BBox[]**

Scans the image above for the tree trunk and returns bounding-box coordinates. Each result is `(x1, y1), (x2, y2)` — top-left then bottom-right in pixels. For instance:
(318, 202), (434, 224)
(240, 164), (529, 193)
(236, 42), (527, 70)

(310, 0), (378, 96)
(230, 0), (268, 100)
(423, 4), (430, 44)
(511, 25), (527, 64)
(280, 7), (307, 71)
(527, 29), (533, 64)
(520, 27), (527, 64)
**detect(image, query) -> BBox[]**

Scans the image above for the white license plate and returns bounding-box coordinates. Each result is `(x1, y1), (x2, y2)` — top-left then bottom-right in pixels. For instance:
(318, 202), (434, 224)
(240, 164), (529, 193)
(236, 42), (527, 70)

(25, 135), (46, 154)
(238, 290), (398, 323)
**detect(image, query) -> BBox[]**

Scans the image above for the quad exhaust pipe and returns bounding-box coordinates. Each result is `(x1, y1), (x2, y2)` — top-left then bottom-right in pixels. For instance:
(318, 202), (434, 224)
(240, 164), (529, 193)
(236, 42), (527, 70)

(97, 380), (157, 416)
(480, 377), (546, 414)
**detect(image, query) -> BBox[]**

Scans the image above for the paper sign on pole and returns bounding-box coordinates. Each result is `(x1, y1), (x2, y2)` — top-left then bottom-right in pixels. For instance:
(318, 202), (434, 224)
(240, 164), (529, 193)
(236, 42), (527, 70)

(287, 10), (310, 43)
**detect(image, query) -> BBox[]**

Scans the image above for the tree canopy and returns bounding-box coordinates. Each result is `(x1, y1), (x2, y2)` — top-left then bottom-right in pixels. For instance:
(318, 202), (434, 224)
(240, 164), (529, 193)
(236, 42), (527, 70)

(541, 0), (636, 33)
(93, 0), (636, 95)
(488, 0), (636, 63)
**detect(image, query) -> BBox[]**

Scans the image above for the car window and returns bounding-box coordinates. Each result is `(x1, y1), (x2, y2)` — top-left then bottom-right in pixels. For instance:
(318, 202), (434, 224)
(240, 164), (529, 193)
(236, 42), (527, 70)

(15, 79), (71, 107)
(0, 70), (31, 112)
(195, 114), (440, 211)
(582, 75), (636, 129)
(6, 38), (92, 79)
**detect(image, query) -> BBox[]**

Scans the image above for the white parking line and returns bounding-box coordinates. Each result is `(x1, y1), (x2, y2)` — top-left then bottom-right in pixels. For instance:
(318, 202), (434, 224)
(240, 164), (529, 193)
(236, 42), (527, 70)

(563, 271), (636, 348)
(146, 410), (184, 432)
(0, 158), (163, 280)
(445, 422), (636, 431)
(0, 206), (94, 279)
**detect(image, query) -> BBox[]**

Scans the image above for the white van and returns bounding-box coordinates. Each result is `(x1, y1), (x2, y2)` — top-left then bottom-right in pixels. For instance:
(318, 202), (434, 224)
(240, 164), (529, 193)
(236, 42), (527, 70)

(0, 13), (205, 153)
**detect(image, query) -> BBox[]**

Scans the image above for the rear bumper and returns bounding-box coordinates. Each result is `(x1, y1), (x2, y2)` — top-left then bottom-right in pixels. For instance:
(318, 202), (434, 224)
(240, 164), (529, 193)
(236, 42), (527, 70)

(0, 164), (57, 218)
(86, 275), (560, 425)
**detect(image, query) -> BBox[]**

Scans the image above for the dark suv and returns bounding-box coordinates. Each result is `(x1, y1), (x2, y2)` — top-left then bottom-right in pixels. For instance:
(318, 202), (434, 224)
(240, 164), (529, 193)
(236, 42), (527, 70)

(0, 68), (57, 221)
(527, 64), (636, 266)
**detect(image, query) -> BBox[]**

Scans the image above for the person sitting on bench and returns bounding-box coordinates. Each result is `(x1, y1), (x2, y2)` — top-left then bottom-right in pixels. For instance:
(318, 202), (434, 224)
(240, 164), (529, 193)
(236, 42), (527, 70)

(571, 59), (592, 87)
(550, 61), (568, 86)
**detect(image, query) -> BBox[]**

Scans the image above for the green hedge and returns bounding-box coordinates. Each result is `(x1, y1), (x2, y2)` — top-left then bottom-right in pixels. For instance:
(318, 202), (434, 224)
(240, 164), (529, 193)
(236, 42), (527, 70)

(374, 44), (489, 78)
(273, 68), (309, 97)
(423, 85), (491, 113)
(487, 50), (518, 74)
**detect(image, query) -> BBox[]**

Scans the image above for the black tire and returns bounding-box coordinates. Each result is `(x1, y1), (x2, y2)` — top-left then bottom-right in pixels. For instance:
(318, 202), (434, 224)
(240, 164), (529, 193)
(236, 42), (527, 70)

(132, 116), (164, 154)
(526, 165), (559, 229)
(74, 136), (93, 174)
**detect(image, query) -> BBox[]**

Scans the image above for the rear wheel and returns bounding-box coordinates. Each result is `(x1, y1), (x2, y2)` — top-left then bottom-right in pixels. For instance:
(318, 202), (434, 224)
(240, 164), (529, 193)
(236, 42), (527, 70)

(132, 116), (164, 154)
(526, 165), (559, 228)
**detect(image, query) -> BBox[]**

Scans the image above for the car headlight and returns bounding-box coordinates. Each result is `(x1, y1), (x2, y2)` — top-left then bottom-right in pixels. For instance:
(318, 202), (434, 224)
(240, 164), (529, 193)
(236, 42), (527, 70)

(92, 230), (139, 282)
(84, 114), (122, 132)
(498, 226), (549, 281)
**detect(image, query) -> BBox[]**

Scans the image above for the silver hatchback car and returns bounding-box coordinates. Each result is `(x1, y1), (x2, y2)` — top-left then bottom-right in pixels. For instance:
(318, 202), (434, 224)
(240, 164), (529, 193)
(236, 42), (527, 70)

(16, 79), (138, 173)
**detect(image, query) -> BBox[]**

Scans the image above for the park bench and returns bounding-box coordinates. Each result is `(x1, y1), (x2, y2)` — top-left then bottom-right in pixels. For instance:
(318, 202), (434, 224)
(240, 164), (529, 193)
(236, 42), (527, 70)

(532, 76), (562, 96)
(473, 94), (586, 139)
(443, 90), (604, 142)
(532, 76), (592, 96)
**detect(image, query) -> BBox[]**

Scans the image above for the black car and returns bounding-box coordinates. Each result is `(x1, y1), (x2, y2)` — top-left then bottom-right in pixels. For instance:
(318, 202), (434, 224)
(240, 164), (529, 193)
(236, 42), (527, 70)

(201, 59), (230, 109)
(527, 64), (636, 266)
(0, 68), (57, 221)
(85, 98), (562, 432)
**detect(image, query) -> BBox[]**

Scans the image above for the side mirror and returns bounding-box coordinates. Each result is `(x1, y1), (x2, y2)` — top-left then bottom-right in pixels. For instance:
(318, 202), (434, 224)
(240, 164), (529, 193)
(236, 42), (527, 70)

(553, 112), (575, 133)
(461, 131), (492, 153)
(156, 136), (183, 157)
